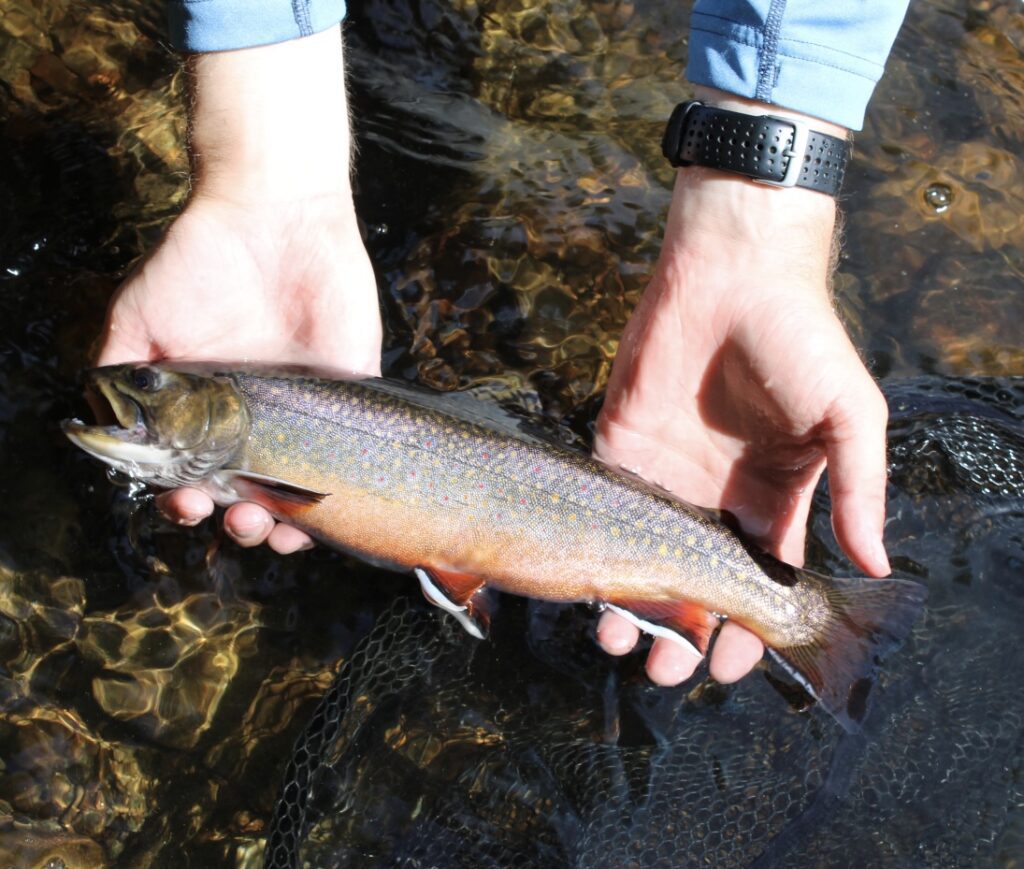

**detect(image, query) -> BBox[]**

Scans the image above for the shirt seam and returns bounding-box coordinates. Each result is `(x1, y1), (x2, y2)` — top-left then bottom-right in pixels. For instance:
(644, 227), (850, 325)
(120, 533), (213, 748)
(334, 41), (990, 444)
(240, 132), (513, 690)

(756, 0), (787, 101)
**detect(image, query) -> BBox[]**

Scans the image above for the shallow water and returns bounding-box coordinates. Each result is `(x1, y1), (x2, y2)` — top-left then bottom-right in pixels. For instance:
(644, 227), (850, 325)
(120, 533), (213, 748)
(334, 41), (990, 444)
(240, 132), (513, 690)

(0, 0), (1021, 865)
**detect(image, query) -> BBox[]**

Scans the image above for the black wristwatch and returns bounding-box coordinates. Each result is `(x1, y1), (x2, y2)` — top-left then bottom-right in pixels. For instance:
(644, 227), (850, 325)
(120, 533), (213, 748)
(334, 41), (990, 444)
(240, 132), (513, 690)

(661, 100), (851, 196)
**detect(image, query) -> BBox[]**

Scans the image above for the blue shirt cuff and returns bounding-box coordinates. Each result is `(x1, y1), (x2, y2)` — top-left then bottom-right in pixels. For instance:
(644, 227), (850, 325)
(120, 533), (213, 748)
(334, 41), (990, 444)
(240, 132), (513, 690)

(167, 0), (347, 52)
(685, 3), (909, 130)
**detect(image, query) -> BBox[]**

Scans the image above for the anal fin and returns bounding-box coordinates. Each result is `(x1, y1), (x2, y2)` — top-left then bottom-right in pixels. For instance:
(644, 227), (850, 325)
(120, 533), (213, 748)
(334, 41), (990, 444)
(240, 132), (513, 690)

(604, 600), (720, 659)
(415, 567), (493, 639)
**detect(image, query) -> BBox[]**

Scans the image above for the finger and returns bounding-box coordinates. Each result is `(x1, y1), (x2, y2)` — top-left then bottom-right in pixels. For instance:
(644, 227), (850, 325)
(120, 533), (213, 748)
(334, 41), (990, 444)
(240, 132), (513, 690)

(596, 610), (640, 655)
(156, 489), (215, 526)
(708, 622), (764, 683)
(267, 523), (315, 555)
(223, 502), (275, 548)
(645, 637), (703, 686)
(826, 387), (891, 577)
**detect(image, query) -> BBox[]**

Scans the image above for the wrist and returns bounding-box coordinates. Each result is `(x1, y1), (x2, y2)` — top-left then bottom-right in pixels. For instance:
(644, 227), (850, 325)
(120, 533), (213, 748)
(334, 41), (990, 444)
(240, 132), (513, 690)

(692, 86), (849, 139)
(660, 164), (838, 300)
(187, 27), (353, 203)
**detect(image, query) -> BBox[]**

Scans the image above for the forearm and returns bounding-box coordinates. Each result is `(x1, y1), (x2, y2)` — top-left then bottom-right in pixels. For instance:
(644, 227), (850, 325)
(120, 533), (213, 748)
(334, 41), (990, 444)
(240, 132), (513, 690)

(187, 25), (354, 203)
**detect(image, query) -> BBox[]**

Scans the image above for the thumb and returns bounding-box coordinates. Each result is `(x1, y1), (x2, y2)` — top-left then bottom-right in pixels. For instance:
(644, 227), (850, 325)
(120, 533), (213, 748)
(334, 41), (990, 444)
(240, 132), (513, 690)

(824, 385), (891, 577)
(92, 291), (157, 368)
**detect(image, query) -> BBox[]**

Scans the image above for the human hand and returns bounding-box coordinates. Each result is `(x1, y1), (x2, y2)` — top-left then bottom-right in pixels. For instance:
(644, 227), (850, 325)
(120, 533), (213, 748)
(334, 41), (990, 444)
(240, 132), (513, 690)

(594, 98), (889, 687)
(94, 29), (382, 552)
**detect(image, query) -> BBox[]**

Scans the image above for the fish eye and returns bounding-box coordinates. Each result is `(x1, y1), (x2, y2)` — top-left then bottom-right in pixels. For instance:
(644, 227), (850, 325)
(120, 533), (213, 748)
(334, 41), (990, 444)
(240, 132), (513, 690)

(132, 367), (159, 391)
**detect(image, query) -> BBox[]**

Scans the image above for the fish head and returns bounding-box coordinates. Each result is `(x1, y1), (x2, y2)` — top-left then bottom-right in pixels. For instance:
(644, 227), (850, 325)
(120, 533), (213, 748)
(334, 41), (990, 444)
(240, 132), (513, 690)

(62, 363), (249, 487)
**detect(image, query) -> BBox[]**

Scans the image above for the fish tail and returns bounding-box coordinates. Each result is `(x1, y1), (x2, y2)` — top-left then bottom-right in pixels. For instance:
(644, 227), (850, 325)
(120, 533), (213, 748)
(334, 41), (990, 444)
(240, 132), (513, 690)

(769, 572), (927, 732)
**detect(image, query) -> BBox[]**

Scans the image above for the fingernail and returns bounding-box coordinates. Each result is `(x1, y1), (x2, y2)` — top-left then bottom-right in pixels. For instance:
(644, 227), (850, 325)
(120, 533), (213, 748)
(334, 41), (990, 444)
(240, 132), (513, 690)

(872, 537), (891, 575)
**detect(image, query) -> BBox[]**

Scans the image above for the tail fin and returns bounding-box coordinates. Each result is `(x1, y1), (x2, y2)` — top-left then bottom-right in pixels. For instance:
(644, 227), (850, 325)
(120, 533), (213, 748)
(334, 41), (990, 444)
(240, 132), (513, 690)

(769, 572), (927, 732)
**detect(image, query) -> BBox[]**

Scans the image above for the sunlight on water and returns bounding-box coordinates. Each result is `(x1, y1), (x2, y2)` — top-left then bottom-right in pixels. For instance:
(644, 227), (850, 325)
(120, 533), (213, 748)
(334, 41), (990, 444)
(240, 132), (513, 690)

(0, 0), (1021, 864)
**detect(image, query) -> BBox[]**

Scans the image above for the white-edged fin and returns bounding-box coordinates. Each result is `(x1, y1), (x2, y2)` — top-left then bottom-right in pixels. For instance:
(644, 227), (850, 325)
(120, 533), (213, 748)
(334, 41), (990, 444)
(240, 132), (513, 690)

(219, 470), (328, 508)
(767, 648), (818, 697)
(605, 603), (704, 659)
(415, 567), (485, 640)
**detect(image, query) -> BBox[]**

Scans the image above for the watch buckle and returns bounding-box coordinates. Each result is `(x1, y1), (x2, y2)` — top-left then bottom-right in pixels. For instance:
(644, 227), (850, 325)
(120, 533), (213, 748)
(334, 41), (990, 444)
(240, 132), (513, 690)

(753, 116), (810, 188)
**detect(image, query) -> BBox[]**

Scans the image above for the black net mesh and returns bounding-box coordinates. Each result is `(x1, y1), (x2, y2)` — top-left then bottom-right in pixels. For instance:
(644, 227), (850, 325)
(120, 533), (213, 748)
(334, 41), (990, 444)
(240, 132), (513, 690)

(265, 377), (1024, 868)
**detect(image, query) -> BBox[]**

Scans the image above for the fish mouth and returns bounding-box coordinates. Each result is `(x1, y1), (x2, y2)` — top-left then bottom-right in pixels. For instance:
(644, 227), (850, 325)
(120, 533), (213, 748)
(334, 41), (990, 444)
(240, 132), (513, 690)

(61, 375), (172, 470)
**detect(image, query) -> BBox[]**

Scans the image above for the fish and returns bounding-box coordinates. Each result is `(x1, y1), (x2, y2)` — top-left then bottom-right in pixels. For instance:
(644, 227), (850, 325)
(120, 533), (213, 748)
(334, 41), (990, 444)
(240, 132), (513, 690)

(63, 363), (927, 731)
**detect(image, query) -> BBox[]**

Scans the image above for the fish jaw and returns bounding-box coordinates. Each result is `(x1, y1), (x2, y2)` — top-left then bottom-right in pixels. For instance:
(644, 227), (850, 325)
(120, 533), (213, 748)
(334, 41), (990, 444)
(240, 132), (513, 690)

(63, 363), (251, 489)
(62, 418), (180, 479)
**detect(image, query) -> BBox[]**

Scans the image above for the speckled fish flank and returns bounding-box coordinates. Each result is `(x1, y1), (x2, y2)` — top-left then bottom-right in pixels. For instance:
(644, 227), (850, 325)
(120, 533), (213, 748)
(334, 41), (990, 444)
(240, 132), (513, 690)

(64, 364), (927, 731)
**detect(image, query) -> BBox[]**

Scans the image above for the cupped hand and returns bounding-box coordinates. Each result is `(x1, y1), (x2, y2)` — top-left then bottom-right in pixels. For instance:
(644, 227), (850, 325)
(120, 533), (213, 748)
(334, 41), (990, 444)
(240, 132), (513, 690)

(94, 191), (382, 552)
(593, 163), (890, 688)
(93, 30), (382, 553)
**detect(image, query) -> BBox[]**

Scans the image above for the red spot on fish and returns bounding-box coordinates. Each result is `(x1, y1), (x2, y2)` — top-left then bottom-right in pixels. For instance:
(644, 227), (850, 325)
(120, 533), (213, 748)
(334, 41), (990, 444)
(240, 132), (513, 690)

(362, 448), (369, 456)
(520, 498), (527, 505)
(532, 466), (541, 474)
(477, 483), (485, 490)
(424, 439), (434, 448)
(377, 476), (385, 483)
(410, 471), (417, 478)
(302, 439), (311, 450)
(443, 496), (449, 502)
(580, 484), (588, 493)
(481, 451), (490, 460)
(327, 450), (337, 460)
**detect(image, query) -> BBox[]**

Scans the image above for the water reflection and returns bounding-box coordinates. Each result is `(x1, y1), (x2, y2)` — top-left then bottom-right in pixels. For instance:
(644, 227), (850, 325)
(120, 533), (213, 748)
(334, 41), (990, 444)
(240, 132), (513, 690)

(0, 0), (1021, 864)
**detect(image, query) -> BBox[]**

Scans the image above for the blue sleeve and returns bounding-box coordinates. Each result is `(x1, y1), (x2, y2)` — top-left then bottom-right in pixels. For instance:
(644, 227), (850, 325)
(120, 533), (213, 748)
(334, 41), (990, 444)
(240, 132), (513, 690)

(167, 0), (347, 52)
(685, 1), (910, 130)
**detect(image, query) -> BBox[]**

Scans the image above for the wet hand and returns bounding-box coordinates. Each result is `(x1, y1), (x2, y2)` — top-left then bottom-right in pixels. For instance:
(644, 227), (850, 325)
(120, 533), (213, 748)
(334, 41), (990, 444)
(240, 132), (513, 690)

(93, 30), (381, 553)
(594, 122), (888, 686)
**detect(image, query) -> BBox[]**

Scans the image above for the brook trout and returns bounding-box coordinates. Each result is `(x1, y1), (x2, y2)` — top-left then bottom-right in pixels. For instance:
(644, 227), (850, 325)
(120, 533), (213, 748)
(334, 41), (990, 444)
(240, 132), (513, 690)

(64, 364), (926, 730)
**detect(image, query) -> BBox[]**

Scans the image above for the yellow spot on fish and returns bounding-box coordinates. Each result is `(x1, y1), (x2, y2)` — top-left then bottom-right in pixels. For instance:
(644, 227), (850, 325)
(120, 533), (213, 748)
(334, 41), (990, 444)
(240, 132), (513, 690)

(634, 519), (644, 529)
(551, 493), (560, 504)
(276, 433), (286, 443)
(627, 537), (636, 546)
(658, 543), (668, 556)
(301, 463), (310, 472)
(281, 456), (289, 465)
(611, 527), (620, 537)
(643, 537), (651, 546)
(685, 535), (696, 547)
(674, 547), (682, 557)
(568, 513), (576, 522)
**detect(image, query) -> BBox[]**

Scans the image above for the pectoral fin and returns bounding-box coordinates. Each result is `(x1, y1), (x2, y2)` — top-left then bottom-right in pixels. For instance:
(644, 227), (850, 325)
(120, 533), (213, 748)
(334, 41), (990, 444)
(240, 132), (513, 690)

(415, 567), (493, 639)
(604, 600), (720, 659)
(219, 470), (328, 515)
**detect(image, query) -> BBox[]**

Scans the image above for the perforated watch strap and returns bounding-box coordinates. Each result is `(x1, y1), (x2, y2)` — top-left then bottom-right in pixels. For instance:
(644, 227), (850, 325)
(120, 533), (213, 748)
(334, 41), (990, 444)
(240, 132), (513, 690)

(662, 101), (851, 196)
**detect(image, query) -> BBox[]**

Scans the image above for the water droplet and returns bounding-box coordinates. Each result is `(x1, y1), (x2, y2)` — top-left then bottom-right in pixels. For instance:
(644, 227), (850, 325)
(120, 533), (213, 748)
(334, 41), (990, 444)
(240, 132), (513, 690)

(924, 183), (953, 213)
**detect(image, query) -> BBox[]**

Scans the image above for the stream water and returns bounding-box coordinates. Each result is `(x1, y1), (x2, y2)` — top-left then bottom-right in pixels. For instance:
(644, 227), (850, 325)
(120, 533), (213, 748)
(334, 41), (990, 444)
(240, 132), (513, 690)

(0, 1), (1021, 865)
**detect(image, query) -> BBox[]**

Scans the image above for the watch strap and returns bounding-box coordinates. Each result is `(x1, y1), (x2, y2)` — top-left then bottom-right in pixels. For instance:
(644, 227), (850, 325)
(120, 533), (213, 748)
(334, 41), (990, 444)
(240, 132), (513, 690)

(662, 101), (850, 196)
